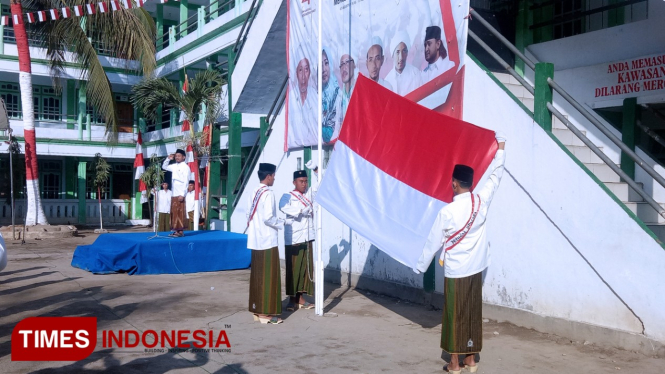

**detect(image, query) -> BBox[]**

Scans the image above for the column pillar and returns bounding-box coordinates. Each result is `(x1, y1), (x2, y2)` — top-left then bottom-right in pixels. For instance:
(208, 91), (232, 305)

(77, 161), (87, 224)
(180, 0), (189, 37)
(534, 62), (554, 132)
(156, 4), (164, 52)
(77, 82), (87, 140)
(621, 97), (637, 181)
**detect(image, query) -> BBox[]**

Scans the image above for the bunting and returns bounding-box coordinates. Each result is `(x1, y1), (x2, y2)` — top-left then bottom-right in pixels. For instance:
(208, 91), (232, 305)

(0, 0), (160, 27)
(133, 132), (148, 204)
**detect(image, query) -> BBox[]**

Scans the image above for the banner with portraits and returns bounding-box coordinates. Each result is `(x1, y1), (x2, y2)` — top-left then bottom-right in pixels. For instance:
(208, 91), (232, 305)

(286, 0), (470, 150)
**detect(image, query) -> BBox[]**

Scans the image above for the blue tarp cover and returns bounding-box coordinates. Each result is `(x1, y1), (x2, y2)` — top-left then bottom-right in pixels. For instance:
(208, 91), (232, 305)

(71, 231), (250, 275)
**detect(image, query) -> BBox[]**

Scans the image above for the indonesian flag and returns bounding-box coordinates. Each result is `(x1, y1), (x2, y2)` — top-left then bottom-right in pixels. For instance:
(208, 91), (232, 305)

(133, 132), (148, 204)
(98, 2), (108, 13)
(186, 143), (201, 230)
(316, 76), (498, 269)
(160, 0), (168, 3)
(73, 5), (84, 17)
(137, 0), (146, 7)
(61, 7), (72, 18)
(37, 11), (47, 22)
(122, 0), (132, 9)
(0, 16), (8, 26)
(12, 14), (22, 25)
(86, 4), (96, 15)
(50, 9), (59, 20)
(26, 13), (35, 23)
(111, 0), (121, 11)
(181, 74), (190, 132)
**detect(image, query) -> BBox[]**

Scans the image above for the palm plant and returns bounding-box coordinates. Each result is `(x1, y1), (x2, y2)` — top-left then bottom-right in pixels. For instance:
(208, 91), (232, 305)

(92, 153), (111, 232)
(10, 0), (156, 226)
(131, 70), (225, 141)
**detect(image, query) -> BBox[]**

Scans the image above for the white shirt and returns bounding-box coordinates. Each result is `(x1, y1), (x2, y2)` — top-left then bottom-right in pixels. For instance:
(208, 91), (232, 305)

(157, 189), (172, 213)
(186, 190), (196, 213)
(246, 183), (284, 250)
(416, 150), (505, 278)
(162, 159), (190, 197)
(0, 232), (6, 272)
(279, 188), (315, 245)
(422, 55), (455, 83)
(385, 64), (422, 96)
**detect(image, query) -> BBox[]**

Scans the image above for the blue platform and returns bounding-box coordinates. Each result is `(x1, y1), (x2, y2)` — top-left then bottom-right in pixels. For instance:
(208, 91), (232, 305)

(71, 231), (251, 275)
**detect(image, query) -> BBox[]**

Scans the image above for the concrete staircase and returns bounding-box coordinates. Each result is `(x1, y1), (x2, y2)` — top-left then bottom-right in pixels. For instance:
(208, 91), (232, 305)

(495, 73), (665, 242)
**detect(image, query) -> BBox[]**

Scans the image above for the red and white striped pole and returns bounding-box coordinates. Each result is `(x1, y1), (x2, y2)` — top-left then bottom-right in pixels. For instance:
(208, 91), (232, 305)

(11, 2), (47, 226)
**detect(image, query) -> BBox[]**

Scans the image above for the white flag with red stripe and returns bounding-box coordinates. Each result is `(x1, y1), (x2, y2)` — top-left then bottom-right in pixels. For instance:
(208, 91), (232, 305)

(121, 0), (133, 9)
(133, 132), (148, 204)
(37, 11), (47, 22)
(137, 0), (146, 7)
(61, 7), (72, 18)
(98, 2), (108, 13)
(50, 9), (60, 20)
(12, 14), (22, 25)
(160, 0), (168, 3)
(73, 5), (84, 17)
(111, 0), (121, 11)
(0, 16), (8, 26)
(86, 4), (96, 15)
(316, 76), (498, 269)
(26, 13), (35, 24)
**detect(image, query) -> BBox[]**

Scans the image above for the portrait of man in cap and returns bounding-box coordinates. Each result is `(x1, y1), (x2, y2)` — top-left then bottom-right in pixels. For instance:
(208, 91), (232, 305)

(422, 25), (455, 83)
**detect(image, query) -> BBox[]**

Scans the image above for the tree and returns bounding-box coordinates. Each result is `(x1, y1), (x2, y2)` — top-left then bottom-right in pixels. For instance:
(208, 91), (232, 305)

(10, 0), (156, 225)
(140, 154), (165, 231)
(92, 153), (110, 232)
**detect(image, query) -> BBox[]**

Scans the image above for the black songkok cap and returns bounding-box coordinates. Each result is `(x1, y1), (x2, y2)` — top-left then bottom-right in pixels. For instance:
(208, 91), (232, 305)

(293, 170), (307, 180)
(176, 149), (186, 157)
(259, 163), (276, 174)
(425, 26), (441, 41)
(452, 164), (474, 185)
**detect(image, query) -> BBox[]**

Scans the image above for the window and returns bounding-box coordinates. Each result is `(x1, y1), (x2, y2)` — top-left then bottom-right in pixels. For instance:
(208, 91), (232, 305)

(86, 174), (110, 200)
(0, 83), (21, 119)
(33, 86), (62, 122)
(40, 160), (62, 199)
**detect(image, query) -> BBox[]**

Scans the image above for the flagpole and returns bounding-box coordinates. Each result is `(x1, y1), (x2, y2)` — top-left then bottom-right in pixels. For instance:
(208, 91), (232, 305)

(315, 0), (324, 317)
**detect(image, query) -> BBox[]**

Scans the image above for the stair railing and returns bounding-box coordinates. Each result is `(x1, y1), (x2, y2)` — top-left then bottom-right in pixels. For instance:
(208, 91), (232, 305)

(470, 8), (665, 219)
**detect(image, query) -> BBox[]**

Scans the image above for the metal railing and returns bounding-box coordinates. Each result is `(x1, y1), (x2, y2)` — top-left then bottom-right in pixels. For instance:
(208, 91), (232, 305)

(470, 8), (665, 220)
(231, 74), (288, 209)
(156, 0), (237, 50)
(233, 0), (260, 65)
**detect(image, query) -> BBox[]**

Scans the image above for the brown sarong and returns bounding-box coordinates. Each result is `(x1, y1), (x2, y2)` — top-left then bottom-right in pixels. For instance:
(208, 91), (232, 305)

(285, 241), (314, 296)
(170, 197), (188, 231)
(248, 247), (282, 315)
(157, 212), (171, 232)
(188, 211), (194, 231)
(441, 271), (483, 354)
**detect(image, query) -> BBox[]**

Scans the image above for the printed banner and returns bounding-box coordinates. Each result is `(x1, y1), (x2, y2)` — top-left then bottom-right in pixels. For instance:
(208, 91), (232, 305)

(286, 0), (470, 149)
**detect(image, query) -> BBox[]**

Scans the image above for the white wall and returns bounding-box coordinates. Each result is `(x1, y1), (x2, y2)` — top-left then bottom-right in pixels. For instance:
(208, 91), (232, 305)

(528, 0), (665, 71)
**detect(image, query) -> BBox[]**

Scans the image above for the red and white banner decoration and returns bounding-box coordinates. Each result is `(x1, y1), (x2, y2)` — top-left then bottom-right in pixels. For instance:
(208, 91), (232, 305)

(316, 76), (497, 269)
(0, 0), (166, 26)
(133, 132), (148, 204)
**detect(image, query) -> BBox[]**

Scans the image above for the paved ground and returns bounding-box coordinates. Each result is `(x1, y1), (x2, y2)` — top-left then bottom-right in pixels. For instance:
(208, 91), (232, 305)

(0, 227), (663, 373)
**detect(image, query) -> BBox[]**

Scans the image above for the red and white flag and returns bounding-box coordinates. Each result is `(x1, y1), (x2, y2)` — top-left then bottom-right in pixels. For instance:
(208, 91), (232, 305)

(73, 5), (84, 17)
(133, 132), (148, 204)
(121, 0), (132, 9)
(61, 7), (72, 18)
(160, 0), (168, 3)
(12, 14), (22, 25)
(86, 4), (96, 15)
(137, 0), (146, 7)
(181, 74), (191, 132)
(111, 0), (121, 11)
(98, 2), (108, 13)
(37, 11), (47, 22)
(316, 76), (498, 268)
(26, 13), (35, 24)
(1, 16), (9, 26)
(50, 9), (59, 20)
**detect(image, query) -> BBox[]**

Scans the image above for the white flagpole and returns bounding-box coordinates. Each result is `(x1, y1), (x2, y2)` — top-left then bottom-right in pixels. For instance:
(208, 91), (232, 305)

(315, 0), (324, 317)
